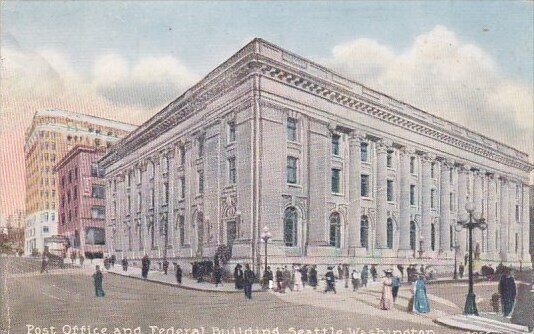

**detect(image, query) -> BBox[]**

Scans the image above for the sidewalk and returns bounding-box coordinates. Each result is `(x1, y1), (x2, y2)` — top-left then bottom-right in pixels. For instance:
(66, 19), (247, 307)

(105, 265), (264, 293)
(435, 313), (532, 334)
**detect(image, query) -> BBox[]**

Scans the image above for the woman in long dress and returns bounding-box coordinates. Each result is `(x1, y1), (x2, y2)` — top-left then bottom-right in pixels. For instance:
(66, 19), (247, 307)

(379, 270), (394, 310)
(93, 265), (105, 297)
(413, 275), (430, 313)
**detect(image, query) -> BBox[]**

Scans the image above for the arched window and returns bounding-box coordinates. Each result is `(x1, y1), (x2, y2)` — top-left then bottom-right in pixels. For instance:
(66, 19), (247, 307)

(386, 218), (393, 249)
(284, 207), (298, 246)
(431, 223), (436, 251)
(329, 212), (341, 248)
(410, 221), (416, 251)
(360, 216), (369, 249)
(148, 161), (155, 180)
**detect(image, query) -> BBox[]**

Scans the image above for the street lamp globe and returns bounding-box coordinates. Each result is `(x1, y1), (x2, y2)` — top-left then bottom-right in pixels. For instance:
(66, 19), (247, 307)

(261, 226), (271, 241)
(473, 210), (482, 221)
(465, 201), (475, 214)
(458, 211), (469, 224)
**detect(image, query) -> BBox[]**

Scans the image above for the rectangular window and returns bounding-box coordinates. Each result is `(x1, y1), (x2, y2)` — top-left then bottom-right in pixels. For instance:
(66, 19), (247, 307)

(450, 193), (455, 211)
(515, 205), (520, 221)
(287, 117), (297, 141)
(127, 195), (131, 212)
(150, 188), (155, 208)
(331, 169), (341, 193)
(228, 157), (236, 184)
(410, 185), (416, 205)
(43, 227), (49, 234)
(73, 186), (77, 201)
(198, 170), (204, 193)
(91, 163), (98, 177)
(180, 177), (186, 199)
(228, 121), (236, 143)
(179, 215), (185, 246)
(431, 162), (435, 178)
(198, 137), (204, 158)
(137, 192), (142, 211)
(163, 182), (169, 205)
(386, 151), (393, 168)
(449, 167), (454, 184)
(387, 180), (394, 202)
(91, 206), (106, 219)
(410, 157), (416, 174)
(332, 135), (340, 156)
(180, 147), (186, 165)
(360, 143), (369, 162)
(287, 156), (298, 184)
(361, 174), (370, 197)
(431, 189), (436, 209)
(91, 185), (105, 199)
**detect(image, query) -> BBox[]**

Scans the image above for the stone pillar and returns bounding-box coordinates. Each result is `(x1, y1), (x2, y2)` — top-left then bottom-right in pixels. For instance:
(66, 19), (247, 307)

(457, 164), (469, 257)
(521, 184), (530, 261)
(473, 169), (483, 252)
(486, 173), (497, 258)
(347, 131), (365, 253)
(439, 159), (451, 252)
(398, 146), (413, 251)
(420, 153), (433, 252)
(508, 181), (517, 257)
(499, 177), (509, 257)
(375, 140), (389, 249)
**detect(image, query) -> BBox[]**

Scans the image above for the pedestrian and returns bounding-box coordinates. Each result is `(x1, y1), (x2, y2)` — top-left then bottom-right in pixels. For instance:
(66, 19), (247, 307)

(324, 266), (336, 294)
(70, 251), (77, 264)
(162, 259), (169, 275)
(413, 274), (430, 314)
(40, 253), (49, 274)
(300, 265), (308, 287)
(79, 254), (85, 267)
(397, 264), (405, 281)
(293, 266), (303, 291)
(379, 270), (394, 310)
(282, 266), (292, 292)
(234, 264), (243, 289)
(214, 265), (223, 287)
(464, 254), (468, 266)
(498, 268), (516, 318)
(141, 254), (150, 279)
(370, 264), (377, 282)
(351, 269), (360, 291)
(308, 265), (318, 290)
(361, 265), (369, 288)
(262, 266), (273, 290)
(337, 264), (343, 280)
(391, 273), (401, 302)
(275, 267), (283, 292)
(458, 263), (465, 279)
(175, 263), (182, 284)
(103, 257), (110, 270)
(243, 264), (255, 299)
(110, 254), (116, 267)
(122, 257), (128, 272)
(92, 265), (105, 297)
(343, 264), (350, 289)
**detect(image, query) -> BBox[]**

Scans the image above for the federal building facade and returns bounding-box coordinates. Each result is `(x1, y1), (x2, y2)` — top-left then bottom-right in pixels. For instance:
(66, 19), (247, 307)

(100, 39), (532, 272)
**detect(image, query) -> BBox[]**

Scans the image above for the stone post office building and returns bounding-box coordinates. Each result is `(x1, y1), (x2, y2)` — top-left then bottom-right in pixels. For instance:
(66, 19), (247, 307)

(100, 39), (532, 272)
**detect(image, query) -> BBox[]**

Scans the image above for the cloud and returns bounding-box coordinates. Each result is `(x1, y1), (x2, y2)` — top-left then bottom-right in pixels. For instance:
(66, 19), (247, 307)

(93, 54), (199, 108)
(328, 25), (533, 159)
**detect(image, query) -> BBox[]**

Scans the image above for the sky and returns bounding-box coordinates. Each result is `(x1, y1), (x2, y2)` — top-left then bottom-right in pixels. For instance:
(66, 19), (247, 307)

(1, 1), (533, 216)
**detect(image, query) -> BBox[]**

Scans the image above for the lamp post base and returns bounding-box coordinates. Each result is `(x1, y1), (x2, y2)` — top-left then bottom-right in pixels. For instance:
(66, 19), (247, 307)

(463, 293), (479, 316)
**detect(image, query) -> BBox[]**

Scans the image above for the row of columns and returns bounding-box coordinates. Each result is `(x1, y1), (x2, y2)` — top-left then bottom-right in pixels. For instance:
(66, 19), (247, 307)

(345, 130), (529, 260)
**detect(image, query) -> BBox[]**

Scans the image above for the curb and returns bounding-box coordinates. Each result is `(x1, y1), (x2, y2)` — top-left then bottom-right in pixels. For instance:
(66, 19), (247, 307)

(107, 271), (266, 294)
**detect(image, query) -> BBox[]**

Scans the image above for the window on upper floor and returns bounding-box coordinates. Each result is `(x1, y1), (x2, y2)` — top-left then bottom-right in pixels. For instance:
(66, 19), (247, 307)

(198, 170), (204, 194)
(361, 174), (370, 197)
(228, 121), (236, 143)
(332, 134), (340, 156)
(387, 180), (394, 202)
(286, 117), (297, 142)
(360, 143), (369, 162)
(228, 157), (236, 184)
(431, 189), (437, 209)
(431, 162), (436, 178)
(91, 206), (106, 219)
(410, 185), (416, 205)
(386, 150), (394, 168)
(198, 137), (204, 158)
(410, 157), (416, 174)
(91, 185), (105, 199)
(331, 168), (341, 194)
(287, 156), (298, 184)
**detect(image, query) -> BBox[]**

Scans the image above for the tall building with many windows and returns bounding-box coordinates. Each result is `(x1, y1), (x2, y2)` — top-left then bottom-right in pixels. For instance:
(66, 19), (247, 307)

(55, 146), (107, 259)
(24, 109), (136, 255)
(100, 39), (532, 273)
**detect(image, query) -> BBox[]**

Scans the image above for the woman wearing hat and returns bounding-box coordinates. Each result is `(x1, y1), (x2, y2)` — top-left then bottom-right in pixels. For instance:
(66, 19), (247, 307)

(413, 274), (430, 313)
(379, 270), (394, 310)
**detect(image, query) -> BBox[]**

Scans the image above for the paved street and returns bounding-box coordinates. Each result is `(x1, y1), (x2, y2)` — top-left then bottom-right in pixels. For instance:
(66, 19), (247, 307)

(0, 253), (528, 334)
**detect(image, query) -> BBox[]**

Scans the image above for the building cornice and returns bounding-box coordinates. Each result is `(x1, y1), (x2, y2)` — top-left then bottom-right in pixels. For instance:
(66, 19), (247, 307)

(101, 38), (532, 174)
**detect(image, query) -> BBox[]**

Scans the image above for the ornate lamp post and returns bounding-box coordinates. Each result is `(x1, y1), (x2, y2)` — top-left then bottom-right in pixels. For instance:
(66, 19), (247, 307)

(452, 238), (460, 280)
(260, 227), (272, 272)
(418, 236), (424, 259)
(456, 201), (487, 316)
